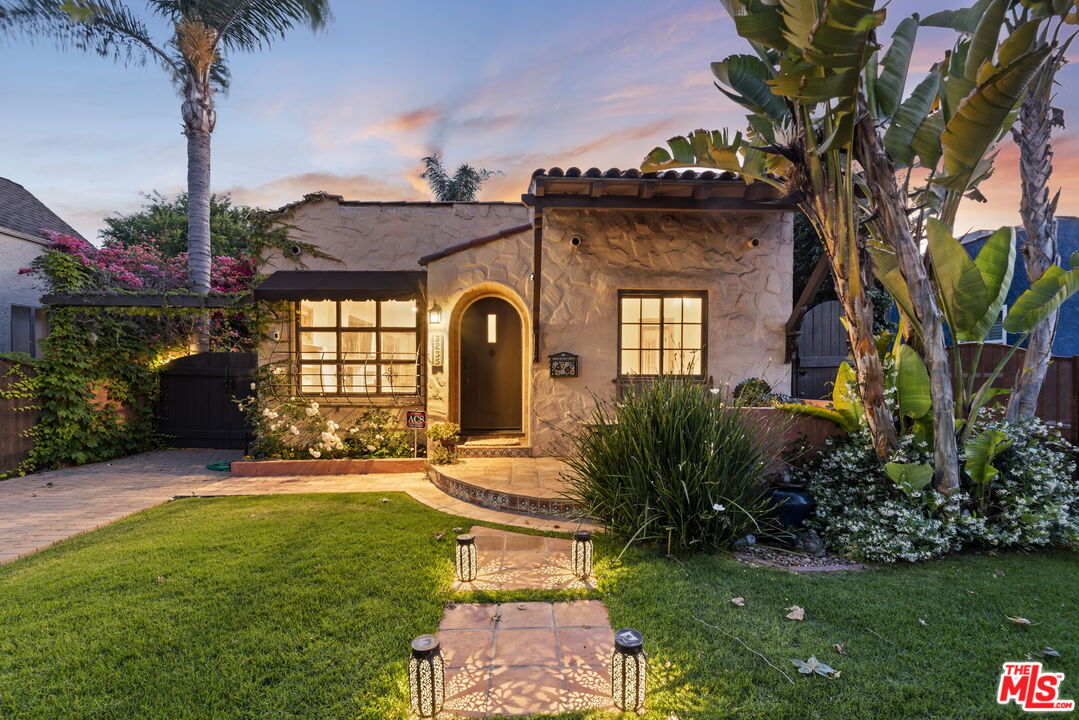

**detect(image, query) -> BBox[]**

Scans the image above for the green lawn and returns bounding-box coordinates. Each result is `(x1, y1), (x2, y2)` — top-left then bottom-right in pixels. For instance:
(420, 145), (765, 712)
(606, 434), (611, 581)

(0, 493), (1075, 719)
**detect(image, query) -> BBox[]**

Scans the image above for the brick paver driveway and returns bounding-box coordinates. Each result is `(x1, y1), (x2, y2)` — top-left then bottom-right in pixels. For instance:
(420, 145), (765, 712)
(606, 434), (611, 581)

(0, 449), (587, 565)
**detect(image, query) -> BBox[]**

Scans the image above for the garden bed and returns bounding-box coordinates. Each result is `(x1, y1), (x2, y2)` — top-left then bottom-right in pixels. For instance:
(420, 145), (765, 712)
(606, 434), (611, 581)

(230, 457), (425, 477)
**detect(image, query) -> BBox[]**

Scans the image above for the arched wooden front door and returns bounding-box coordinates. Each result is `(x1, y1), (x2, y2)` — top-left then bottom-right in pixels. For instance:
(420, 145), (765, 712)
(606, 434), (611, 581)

(460, 297), (522, 432)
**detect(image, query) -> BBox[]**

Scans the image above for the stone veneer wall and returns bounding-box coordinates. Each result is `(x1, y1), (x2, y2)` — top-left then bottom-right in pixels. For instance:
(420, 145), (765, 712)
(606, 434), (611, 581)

(426, 208), (793, 454)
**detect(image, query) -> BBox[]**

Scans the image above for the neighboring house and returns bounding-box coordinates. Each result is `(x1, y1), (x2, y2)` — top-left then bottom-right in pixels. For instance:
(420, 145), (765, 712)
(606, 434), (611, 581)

(961, 216), (1079, 356)
(0, 177), (84, 357)
(255, 167), (794, 455)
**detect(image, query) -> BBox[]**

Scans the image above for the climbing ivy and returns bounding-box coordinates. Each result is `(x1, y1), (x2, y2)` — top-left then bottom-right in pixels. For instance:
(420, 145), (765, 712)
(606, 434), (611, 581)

(1, 234), (272, 475)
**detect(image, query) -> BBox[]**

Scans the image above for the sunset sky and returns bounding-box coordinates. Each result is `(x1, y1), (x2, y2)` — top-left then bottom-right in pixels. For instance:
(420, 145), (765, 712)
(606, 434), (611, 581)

(2, 0), (1077, 242)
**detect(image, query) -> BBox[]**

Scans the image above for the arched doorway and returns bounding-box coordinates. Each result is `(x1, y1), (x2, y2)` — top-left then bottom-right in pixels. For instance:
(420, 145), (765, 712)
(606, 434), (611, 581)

(459, 296), (523, 433)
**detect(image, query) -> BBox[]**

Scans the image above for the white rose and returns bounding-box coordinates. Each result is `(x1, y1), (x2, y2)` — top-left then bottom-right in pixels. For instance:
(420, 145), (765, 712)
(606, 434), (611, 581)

(289, 425), (299, 435)
(249, 382), (256, 390)
(305, 407), (318, 417)
(309, 449), (321, 458)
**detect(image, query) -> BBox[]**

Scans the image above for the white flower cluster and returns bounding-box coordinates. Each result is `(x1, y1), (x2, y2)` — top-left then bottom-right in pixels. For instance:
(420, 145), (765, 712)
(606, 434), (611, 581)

(795, 419), (1079, 563)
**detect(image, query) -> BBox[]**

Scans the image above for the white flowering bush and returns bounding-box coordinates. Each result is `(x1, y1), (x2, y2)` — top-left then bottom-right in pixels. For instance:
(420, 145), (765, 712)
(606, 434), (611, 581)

(238, 390), (411, 460)
(795, 418), (1078, 562)
(958, 417), (1079, 549)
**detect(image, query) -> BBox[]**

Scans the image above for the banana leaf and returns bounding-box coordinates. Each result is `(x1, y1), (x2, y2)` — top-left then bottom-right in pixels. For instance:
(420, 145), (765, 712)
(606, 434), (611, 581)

(867, 241), (922, 335)
(925, 218), (989, 334)
(712, 55), (789, 120)
(776, 402), (859, 433)
(886, 461), (935, 496)
(768, 67), (861, 103)
(921, 0), (995, 33)
(938, 47), (1051, 190)
(958, 226), (1015, 342)
(895, 344), (932, 419)
(1003, 264), (1079, 333)
(964, 428), (1012, 485)
(876, 14), (920, 119)
(883, 72), (940, 166)
(832, 361), (864, 428)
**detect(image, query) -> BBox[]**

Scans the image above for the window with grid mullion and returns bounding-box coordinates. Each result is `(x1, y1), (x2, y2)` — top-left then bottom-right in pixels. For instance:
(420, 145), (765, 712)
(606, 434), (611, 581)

(298, 299), (418, 395)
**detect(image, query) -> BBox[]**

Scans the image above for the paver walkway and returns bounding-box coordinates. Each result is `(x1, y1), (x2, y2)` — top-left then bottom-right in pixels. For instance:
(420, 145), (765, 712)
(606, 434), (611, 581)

(440, 601), (613, 716)
(453, 526), (595, 591)
(0, 449), (591, 565)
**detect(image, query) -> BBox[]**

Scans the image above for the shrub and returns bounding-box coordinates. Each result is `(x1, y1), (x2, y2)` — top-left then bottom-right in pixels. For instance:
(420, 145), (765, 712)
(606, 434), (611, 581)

(733, 377), (772, 405)
(238, 387), (412, 460)
(958, 417), (1079, 549)
(426, 422), (460, 465)
(799, 430), (965, 562)
(796, 418), (1079, 562)
(562, 375), (780, 551)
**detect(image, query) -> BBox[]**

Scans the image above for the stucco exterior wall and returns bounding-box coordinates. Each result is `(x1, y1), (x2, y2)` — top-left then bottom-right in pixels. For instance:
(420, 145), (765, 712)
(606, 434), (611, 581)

(0, 230), (47, 354)
(426, 208), (793, 454)
(262, 198), (529, 273)
(259, 199), (530, 430)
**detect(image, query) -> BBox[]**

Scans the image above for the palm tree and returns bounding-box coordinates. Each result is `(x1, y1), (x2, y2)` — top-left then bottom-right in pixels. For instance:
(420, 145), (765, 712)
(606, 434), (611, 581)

(0, 0), (331, 295)
(420, 154), (499, 202)
(1007, 34), (1069, 420)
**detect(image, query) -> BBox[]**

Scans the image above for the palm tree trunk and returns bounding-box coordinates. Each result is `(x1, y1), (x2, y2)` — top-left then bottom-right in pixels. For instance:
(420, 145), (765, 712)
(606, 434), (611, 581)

(184, 81), (214, 294)
(1008, 76), (1060, 422)
(856, 110), (961, 494)
(182, 72), (215, 351)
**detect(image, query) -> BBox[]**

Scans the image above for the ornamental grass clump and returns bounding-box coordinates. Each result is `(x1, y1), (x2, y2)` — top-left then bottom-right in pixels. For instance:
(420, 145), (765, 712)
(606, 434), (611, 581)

(563, 376), (781, 551)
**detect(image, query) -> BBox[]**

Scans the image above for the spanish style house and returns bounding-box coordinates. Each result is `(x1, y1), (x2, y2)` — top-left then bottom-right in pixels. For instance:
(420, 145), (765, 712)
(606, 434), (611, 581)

(256, 168), (794, 455)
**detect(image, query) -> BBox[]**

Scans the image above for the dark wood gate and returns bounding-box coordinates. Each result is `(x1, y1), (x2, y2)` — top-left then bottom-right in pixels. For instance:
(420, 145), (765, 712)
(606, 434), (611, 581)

(793, 300), (848, 399)
(156, 352), (257, 449)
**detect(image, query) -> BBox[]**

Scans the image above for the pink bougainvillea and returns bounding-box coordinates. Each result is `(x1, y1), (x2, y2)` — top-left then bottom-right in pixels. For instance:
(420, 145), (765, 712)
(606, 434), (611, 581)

(27, 231), (254, 294)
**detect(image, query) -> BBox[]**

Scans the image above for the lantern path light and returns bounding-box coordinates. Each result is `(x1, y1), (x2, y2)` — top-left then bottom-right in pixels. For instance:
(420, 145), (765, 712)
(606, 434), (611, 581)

(455, 534), (478, 582)
(571, 529), (593, 581)
(408, 634), (445, 718)
(611, 627), (646, 712)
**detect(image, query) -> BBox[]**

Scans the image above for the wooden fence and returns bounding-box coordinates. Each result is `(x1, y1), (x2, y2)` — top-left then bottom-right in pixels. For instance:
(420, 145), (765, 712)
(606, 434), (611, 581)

(957, 343), (1077, 444)
(0, 358), (38, 474)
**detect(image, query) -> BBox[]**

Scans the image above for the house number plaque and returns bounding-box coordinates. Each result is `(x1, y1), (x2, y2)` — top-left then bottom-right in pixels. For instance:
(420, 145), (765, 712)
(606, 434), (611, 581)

(430, 333), (444, 367)
(548, 352), (579, 378)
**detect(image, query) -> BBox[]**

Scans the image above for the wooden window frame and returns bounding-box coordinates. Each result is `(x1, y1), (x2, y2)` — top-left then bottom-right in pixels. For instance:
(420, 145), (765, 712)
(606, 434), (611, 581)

(294, 298), (423, 397)
(616, 290), (708, 380)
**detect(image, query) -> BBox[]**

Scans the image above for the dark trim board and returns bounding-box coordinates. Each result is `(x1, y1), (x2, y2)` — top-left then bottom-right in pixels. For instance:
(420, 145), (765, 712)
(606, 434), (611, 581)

(521, 194), (797, 213)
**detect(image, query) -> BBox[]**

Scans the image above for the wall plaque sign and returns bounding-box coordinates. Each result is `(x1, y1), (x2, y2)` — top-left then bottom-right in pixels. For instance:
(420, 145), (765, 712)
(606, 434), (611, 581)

(549, 352), (579, 378)
(406, 410), (427, 429)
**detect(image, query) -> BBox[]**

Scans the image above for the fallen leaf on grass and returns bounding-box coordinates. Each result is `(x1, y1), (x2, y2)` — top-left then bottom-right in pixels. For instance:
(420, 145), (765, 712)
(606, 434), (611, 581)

(379, 498), (390, 503)
(452, 526), (462, 532)
(154, 576), (166, 584)
(1032, 647), (1061, 659)
(431, 530), (446, 541)
(791, 656), (837, 677)
(786, 605), (805, 621)
(731, 597), (745, 607)
(1007, 616), (1040, 628)
(833, 643), (847, 655)
(918, 618), (927, 626)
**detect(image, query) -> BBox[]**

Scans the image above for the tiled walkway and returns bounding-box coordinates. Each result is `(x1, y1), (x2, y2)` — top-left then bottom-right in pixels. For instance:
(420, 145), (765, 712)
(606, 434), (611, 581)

(452, 526), (595, 591)
(445, 458), (571, 499)
(0, 449), (591, 565)
(440, 601), (613, 717)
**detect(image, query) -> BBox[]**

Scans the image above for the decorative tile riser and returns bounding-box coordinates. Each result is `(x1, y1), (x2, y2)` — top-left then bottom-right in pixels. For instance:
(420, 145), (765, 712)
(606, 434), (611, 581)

(427, 467), (575, 517)
(456, 447), (533, 458)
